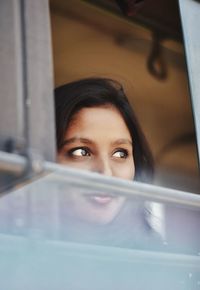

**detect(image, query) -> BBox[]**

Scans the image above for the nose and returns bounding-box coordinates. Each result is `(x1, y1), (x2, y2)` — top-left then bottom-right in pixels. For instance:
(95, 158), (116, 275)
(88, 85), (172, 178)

(93, 156), (113, 177)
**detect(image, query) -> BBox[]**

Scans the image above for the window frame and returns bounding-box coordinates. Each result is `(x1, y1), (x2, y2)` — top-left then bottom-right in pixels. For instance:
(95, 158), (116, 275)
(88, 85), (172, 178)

(0, 0), (199, 190)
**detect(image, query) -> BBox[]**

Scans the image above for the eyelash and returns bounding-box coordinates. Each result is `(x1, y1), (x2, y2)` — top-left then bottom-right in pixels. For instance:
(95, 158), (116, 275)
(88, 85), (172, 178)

(66, 147), (129, 159)
(67, 147), (91, 157)
(113, 148), (129, 159)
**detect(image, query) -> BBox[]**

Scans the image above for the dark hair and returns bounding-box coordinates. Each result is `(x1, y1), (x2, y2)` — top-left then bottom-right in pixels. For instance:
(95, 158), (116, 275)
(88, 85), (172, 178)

(54, 78), (153, 182)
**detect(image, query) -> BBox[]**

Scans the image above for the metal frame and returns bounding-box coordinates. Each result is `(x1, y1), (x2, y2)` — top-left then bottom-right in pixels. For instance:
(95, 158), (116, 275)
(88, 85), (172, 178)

(179, 0), (200, 166)
(20, 0), (56, 162)
(0, 150), (200, 208)
(0, 0), (56, 164)
(0, 1), (24, 151)
(0, 0), (199, 190)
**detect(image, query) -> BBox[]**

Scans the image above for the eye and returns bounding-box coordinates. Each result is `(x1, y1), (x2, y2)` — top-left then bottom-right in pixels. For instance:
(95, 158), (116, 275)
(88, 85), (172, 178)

(69, 147), (91, 157)
(112, 149), (128, 159)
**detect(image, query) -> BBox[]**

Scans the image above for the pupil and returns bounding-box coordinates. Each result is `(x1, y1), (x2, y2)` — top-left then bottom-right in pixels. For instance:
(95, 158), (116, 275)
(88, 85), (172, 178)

(82, 149), (87, 156)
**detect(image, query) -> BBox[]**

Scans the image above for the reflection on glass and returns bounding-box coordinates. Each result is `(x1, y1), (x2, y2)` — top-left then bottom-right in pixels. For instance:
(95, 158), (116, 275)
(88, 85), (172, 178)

(0, 174), (200, 290)
(0, 173), (199, 255)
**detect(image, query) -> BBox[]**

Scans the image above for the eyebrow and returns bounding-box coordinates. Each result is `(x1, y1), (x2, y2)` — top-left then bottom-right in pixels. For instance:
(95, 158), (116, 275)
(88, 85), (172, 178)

(61, 137), (132, 147)
(61, 137), (94, 147)
(111, 139), (132, 146)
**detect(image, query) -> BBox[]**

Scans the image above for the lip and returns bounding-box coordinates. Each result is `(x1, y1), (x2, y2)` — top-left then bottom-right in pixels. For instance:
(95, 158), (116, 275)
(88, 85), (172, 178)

(84, 194), (116, 206)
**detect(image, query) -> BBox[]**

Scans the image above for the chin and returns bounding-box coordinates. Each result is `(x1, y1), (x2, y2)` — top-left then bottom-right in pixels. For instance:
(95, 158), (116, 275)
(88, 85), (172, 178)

(75, 195), (126, 225)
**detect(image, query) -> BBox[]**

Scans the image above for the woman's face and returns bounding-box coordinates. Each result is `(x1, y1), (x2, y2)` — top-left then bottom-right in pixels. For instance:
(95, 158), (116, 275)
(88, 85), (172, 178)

(57, 105), (135, 224)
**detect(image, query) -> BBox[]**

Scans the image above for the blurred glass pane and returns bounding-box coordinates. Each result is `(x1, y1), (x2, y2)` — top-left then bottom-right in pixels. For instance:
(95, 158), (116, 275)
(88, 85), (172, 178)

(0, 169), (200, 289)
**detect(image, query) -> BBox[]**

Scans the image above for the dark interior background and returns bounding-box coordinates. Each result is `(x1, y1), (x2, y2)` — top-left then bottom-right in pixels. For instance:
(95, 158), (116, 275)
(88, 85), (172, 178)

(50, 0), (200, 193)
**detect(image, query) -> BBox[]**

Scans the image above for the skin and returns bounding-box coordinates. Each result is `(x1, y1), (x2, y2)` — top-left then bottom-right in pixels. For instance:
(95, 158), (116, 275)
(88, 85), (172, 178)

(57, 105), (135, 225)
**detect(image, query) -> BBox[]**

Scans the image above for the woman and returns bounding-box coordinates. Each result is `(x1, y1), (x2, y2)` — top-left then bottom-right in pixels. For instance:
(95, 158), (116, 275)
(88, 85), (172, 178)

(54, 77), (161, 248)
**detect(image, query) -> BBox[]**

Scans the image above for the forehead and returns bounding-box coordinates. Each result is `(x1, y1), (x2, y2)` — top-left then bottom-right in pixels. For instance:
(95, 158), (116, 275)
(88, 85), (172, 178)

(66, 105), (131, 139)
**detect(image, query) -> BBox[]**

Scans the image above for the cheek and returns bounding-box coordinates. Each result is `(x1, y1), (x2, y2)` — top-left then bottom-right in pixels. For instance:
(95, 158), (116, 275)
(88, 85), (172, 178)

(113, 159), (135, 180)
(57, 153), (89, 168)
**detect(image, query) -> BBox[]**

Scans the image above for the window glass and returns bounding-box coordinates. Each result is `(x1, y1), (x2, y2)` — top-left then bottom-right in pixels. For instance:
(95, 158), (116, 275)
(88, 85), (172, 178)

(0, 169), (200, 289)
(1, 1), (200, 288)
